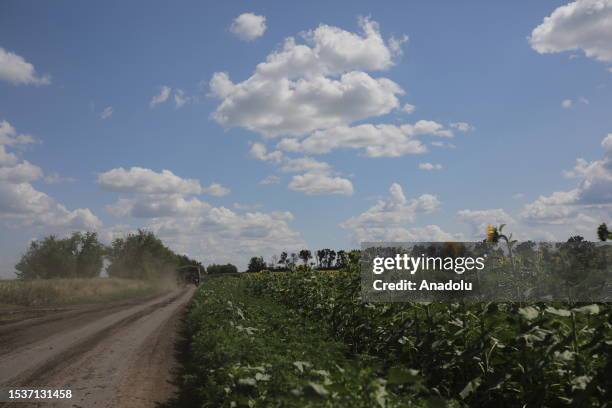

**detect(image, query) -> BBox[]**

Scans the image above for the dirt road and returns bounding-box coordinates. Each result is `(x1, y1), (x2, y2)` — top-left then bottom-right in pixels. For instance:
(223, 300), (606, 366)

(0, 287), (195, 407)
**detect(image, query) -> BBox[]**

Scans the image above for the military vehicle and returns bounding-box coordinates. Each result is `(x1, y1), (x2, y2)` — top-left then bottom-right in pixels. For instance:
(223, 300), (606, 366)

(176, 265), (202, 286)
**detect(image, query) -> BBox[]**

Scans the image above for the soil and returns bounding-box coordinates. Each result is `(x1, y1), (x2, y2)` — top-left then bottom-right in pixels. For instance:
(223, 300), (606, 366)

(0, 287), (195, 407)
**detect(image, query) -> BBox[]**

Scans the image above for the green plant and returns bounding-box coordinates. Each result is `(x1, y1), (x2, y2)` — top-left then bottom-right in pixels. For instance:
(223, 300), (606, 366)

(0, 277), (169, 307)
(15, 232), (105, 279)
(245, 265), (610, 406)
(247, 256), (267, 273)
(597, 223), (611, 241)
(174, 276), (431, 407)
(106, 229), (179, 280)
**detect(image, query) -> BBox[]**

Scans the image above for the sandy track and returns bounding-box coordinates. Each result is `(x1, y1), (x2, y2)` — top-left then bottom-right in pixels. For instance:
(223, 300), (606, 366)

(0, 296), (163, 356)
(0, 287), (195, 407)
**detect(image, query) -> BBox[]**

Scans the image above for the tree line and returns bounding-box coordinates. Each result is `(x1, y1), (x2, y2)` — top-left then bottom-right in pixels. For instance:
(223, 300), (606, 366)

(15, 223), (611, 278)
(246, 223), (612, 274)
(14, 230), (233, 280)
(247, 249), (361, 273)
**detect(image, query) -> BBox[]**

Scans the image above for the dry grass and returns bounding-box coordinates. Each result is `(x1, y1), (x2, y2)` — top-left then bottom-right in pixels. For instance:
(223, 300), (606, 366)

(0, 277), (176, 307)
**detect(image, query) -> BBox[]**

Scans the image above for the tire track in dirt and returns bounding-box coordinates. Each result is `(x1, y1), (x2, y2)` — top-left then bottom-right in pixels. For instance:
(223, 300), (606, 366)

(0, 287), (194, 407)
(0, 296), (161, 356)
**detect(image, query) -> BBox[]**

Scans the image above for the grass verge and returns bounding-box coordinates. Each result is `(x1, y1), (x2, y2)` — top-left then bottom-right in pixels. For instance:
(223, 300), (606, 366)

(0, 277), (173, 307)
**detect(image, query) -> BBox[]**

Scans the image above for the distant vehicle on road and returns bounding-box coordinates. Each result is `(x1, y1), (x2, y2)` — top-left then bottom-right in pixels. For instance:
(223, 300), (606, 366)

(176, 265), (201, 286)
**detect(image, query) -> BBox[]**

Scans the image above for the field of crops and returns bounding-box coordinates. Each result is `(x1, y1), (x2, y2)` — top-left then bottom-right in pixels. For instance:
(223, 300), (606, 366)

(176, 267), (611, 407)
(172, 275), (424, 407)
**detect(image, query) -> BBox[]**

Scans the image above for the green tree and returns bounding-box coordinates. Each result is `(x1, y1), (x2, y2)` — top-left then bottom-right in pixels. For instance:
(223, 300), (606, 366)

(15, 232), (105, 279)
(348, 250), (361, 267)
(75, 232), (105, 278)
(176, 254), (203, 269)
(206, 264), (238, 274)
(278, 252), (288, 269)
(106, 230), (178, 280)
(597, 223), (610, 241)
(317, 249), (325, 268)
(298, 249), (312, 265)
(247, 256), (266, 273)
(335, 250), (348, 269)
(16, 235), (76, 279)
(289, 253), (298, 269)
(327, 250), (336, 268)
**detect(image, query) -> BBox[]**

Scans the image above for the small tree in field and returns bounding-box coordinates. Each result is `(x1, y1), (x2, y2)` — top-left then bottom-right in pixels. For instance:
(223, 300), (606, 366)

(336, 250), (348, 269)
(279, 252), (288, 269)
(290, 253), (298, 269)
(15, 232), (105, 280)
(316, 249), (325, 267)
(16, 235), (76, 279)
(327, 250), (336, 268)
(75, 232), (106, 278)
(247, 256), (266, 273)
(299, 249), (312, 265)
(598, 223), (611, 241)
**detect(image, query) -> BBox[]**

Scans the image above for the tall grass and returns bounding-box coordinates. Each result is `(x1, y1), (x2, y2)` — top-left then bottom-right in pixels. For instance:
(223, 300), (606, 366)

(0, 277), (175, 307)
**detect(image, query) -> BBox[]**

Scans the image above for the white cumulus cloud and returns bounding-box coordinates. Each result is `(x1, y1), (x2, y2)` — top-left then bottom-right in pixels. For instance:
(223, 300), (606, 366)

(249, 142), (284, 163)
(98, 167), (231, 197)
(210, 71), (402, 138)
(97, 167), (204, 195)
(107, 195), (211, 218)
(0, 183), (101, 229)
(0, 47), (50, 85)
(0, 161), (43, 183)
(106, 193), (305, 270)
(0, 122), (44, 185)
(388, 34), (409, 57)
(0, 121), (101, 234)
(0, 120), (37, 146)
(288, 172), (353, 196)
(529, 0), (612, 63)
(0, 145), (18, 167)
(450, 122), (474, 132)
(230, 13), (267, 41)
(281, 157), (331, 173)
(402, 103), (416, 114)
(418, 162), (443, 171)
(174, 89), (192, 108)
(147, 208), (305, 270)
(150, 86), (172, 108)
(201, 182), (231, 197)
(210, 18), (405, 138)
(276, 121), (453, 157)
(44, 172), (76, 184)
(521, 133), (612, 224)
(457, 209), (515, 238)
(341, 183), (445, 242)
(259, 175), (280, 185)
(248, 141), (349, 195)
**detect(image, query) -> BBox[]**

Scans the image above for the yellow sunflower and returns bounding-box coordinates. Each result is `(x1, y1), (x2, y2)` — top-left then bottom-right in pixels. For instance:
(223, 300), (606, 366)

(486, 225), (497, 243)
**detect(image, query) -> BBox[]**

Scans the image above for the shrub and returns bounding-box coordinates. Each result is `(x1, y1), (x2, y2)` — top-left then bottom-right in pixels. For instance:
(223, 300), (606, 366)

(247, 256), (266, 273)
(15, 232), (104, 280)
(106, 229), (178, 280)
(206, 263), (239, 274)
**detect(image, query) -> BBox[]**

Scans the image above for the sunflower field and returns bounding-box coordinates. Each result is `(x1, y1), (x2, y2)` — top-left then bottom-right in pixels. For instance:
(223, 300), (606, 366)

(173, 262), (611, 407)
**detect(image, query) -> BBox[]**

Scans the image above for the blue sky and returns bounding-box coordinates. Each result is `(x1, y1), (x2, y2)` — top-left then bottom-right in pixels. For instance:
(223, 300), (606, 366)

(1, 0), (611, 275)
